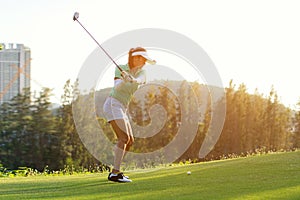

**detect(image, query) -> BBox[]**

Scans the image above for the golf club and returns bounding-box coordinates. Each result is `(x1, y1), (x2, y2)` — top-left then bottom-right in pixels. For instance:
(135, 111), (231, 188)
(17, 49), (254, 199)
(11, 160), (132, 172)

(72, 12), (124, 73)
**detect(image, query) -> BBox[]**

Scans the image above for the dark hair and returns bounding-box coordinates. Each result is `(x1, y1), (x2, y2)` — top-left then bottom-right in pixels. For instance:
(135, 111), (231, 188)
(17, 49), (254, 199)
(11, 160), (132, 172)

(128, 47), (146, 68)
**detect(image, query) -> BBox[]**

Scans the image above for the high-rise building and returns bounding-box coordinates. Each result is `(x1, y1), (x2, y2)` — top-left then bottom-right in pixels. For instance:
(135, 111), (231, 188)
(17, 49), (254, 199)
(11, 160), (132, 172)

(0, 43), (31, 104)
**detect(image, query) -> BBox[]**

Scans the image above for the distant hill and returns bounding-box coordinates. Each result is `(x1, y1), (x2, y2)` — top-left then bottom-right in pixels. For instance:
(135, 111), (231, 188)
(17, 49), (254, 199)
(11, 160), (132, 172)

(94, 80), (225, 121)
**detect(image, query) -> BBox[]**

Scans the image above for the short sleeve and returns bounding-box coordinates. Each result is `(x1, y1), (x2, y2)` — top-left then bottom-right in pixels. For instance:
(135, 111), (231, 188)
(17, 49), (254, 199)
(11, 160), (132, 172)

(114, 64), (129, 79)
(114, 66), (122, 79)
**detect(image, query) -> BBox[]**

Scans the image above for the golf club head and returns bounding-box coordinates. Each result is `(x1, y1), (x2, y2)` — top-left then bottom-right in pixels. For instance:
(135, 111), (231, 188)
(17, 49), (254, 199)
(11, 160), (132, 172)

(73, 12), (79, 21)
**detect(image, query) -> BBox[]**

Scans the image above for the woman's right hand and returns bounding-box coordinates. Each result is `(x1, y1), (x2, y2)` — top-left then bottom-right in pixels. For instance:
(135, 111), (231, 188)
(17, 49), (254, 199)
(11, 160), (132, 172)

(121, 71), (137, 83)
(121, 71), (133, 82)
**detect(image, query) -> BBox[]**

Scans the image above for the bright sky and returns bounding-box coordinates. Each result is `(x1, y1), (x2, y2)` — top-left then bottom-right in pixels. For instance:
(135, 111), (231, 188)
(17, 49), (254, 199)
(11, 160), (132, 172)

(1, 0), (300, 107)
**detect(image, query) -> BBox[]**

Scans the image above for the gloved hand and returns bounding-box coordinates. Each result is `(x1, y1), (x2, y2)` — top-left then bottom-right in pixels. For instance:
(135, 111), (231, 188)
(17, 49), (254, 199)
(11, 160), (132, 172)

(121, 71), (135, 83)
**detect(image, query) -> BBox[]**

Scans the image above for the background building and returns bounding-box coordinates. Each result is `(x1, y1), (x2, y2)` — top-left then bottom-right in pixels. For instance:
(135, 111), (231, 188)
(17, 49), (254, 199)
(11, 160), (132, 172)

(0, 43), (31, 104)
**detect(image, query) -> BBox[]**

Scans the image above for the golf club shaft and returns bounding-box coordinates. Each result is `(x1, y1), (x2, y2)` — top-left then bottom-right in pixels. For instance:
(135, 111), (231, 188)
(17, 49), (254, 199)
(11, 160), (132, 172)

(74, 19), (124, 73)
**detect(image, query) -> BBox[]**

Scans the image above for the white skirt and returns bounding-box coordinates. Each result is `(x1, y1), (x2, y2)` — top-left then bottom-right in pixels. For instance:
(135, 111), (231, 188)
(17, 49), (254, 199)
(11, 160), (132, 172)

(103, 97), (129, 122)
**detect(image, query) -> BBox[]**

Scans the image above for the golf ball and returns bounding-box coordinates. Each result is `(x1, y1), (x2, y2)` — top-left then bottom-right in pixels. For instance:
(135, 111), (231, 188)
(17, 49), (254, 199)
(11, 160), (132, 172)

(187, 171), (191, 175)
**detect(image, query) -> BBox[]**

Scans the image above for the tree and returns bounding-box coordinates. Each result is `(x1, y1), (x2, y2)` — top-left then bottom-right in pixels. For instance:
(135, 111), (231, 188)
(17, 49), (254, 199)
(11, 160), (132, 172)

(293, 100), (300, 148)
(31, 88), (58, 170)
(0, 88), (33, 168)
(58, 80), (101, 170)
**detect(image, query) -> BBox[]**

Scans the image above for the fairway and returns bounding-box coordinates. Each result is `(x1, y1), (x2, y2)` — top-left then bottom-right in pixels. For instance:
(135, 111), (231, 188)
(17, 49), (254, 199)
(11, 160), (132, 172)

(1, 151), (300, 200)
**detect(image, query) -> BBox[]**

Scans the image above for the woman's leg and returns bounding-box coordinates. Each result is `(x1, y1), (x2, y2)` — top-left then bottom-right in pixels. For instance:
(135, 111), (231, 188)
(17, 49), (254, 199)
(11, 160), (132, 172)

(123, 121), (134, 161)
(110, 119), (134, 173)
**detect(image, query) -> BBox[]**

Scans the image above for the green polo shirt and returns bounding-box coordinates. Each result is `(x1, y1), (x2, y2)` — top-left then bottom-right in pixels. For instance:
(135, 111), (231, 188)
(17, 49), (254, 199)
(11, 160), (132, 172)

(110, 64), (145, 106)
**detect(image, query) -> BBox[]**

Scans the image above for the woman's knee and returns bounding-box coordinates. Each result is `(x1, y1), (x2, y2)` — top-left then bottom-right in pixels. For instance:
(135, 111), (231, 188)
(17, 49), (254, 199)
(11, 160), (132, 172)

(110, 120), (133, 145)
(119, 134), (131, 145)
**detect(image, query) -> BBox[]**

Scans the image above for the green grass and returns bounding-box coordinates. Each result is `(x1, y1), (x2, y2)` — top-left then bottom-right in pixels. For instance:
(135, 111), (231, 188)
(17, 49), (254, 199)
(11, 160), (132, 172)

(1, 151), (300, 200)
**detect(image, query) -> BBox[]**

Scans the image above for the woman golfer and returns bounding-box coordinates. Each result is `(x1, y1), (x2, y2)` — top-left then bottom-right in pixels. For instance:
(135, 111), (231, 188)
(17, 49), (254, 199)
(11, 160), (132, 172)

(103, 47), (155, 183)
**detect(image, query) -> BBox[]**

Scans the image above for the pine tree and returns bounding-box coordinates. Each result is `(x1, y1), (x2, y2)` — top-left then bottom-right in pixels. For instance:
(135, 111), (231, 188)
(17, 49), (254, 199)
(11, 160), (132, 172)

(31, 88), (58, 170)
(58, 80), (76, 168)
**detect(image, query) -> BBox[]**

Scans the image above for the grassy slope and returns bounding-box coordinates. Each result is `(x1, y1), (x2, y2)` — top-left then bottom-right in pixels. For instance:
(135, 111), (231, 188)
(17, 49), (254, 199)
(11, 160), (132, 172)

(1, 151), (299, 200)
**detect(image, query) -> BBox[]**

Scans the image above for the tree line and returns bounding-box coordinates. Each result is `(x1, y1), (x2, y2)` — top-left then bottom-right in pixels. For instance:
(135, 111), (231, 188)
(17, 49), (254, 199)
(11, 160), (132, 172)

(0, 81), (100, 171)
(0, 79), (300, 170)
(205, 81), (299, 160)
(125, 80), (300, 162)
